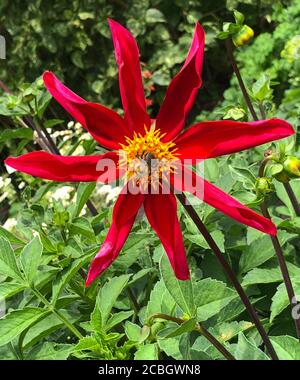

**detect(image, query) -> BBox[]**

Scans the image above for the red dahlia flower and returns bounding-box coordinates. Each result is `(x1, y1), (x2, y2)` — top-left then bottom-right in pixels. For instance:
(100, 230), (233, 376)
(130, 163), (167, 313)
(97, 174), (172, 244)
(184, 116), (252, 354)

(5, 19), (294, 285)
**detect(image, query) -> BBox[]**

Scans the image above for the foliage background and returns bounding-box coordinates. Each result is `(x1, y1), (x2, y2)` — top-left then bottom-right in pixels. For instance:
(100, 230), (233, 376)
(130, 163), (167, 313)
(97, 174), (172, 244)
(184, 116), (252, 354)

(0, 0), (300, 360)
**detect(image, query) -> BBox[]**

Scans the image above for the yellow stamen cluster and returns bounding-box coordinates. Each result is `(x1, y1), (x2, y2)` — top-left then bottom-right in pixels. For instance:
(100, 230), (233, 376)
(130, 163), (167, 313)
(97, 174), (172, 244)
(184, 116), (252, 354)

(119, 127), (179, 190)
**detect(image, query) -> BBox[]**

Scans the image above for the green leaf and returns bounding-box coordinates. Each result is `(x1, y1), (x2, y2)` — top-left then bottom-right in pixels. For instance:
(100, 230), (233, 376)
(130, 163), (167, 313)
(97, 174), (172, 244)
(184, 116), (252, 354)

(235, 333), (270, 360)
(0, 226), (25, 245)
(229, 165), (256, 187)
(233, 10), (245, 25)
(52, 251), (94, 305)
(145, 9), (165, 23)
(0, 282), (27, 301)
(69, 218), (96, 240)
(251, 74), (272, 101)
(159, 318), (196, 339)
(214, 321), (254, 342)
(0, 128), (33, 143)
(105, 311), (134, 332)
(0, 238), (23, 281)
(23, 310), (79, 349)
(125, 321), (142, 341)
(26, 342), (73, 360)
(270, 336), (300, 360)
(44, 119), (64, 129)
(160, 255), (195, 316)
(270, 279), (300, 322)
(146, 279), (176, 318)
(73, 336), (99, 352)
(239, 231), (295, 273)
(242, 264), (300, 286)
(0, 308), (48, 347)
(134, 343), (159, 360)
(20, 235), (43, 284)
(71, 182), (96, 218)
(92, 274), (131, 330)
(194, 278), (236, 321)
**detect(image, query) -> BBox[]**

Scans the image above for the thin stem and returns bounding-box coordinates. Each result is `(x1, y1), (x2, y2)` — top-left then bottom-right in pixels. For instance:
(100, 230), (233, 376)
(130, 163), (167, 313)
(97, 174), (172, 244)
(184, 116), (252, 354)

(283, 182), (300, 216)
(176, 193), (279, 360)
(258, 102), (266, 119)
(148, 313), (235, 361)
(260, 202), (300, 341)
(31, 287), (83, 340)
(225, 39), (258, 121)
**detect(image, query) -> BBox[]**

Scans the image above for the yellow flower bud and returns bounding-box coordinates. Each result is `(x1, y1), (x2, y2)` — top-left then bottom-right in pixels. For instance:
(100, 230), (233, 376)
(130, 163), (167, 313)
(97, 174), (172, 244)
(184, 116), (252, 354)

(232, 25), (254, 47)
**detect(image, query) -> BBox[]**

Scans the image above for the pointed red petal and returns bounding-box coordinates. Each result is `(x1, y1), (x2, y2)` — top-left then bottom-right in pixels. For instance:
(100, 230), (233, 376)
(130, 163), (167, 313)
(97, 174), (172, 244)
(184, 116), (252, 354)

(144, 193), (190, 280)
(172, 165), (277, 235)
(43, 71), (129, 149)
(5, 151), (120, 183)
(86, 189), (144, 286)
(175, 118), (294, 160)
(156, 23), (205, 141)
(108, 19), (151, 133)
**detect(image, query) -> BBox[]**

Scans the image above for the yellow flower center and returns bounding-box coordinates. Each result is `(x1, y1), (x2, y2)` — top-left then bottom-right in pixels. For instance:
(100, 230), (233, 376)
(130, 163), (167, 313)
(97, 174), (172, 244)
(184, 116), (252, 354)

(119, 126), (179, 191)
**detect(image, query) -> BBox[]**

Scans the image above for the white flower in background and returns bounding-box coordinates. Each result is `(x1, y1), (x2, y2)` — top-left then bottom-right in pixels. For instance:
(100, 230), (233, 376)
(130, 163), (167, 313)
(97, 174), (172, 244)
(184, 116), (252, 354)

(18, 181), (25, 189)
(3, 217), (17, 231)
(0, 177), (11, 188)
(106, 186), (122, 204)
(67, 121), (75, 129)
(96, 184), (113, 196)
(50, 186), (73, 206)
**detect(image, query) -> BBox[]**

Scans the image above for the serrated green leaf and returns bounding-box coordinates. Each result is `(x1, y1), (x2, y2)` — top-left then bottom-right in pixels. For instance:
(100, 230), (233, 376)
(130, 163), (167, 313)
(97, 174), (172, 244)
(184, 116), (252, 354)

(134, 343), (159, 360)
(160, 255), (195, 316)
(235, 333), (270, 360)
(92, 274), (131, 330)
(0, 282), (27, 301)
(0, 308), (49, 347)
(71, 182), (96, 218)
(194, 278), (236, 321)
(270, 335), (300, 359)
(0, 238), (23, 281)
(270, 279), (300, 322)
(105, 311), (134, 332)
(20, 235), (43, 284)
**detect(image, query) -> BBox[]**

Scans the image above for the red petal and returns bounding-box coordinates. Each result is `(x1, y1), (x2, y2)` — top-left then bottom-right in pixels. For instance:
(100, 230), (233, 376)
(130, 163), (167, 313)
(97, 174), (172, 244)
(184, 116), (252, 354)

(156, 23), (205, 141)
(144, 193), (190, 280)
(86, 190), (144, 286)
(172, 165), (277, 235)
(43, 71), (129, 150)
(108, 19), (151, 133)
(175, 118), (294, 160)
(5, 151), (120, 183)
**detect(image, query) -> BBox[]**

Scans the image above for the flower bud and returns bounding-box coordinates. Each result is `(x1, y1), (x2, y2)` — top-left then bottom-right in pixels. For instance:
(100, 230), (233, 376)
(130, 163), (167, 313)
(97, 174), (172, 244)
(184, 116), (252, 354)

(283, 156), (300, 178)
(232, 25), (254, 47)
(255, 177), (273, 196)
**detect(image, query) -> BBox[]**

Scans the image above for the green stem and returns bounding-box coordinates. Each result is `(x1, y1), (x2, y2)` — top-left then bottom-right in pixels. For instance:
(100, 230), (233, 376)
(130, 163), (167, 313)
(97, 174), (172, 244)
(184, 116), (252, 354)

(225, 39), (258, 121)
(31, 287), (83, 340)
(147, 313), (235, 361)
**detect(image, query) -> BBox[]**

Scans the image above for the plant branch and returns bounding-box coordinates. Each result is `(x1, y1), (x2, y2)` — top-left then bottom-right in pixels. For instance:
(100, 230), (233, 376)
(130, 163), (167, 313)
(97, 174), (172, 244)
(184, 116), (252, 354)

(31, 287), (83, 340)
(148, 313), (235, 361)
(176, 192), (278, 360)
(225, 39), (258, 121)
